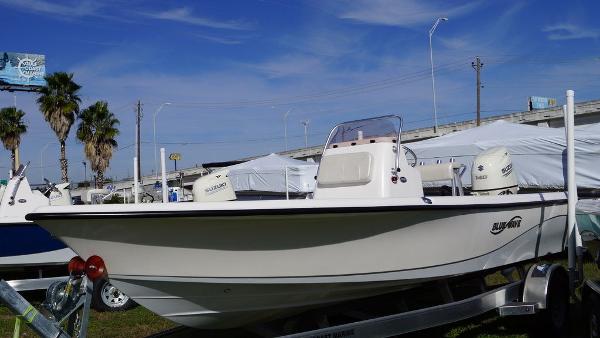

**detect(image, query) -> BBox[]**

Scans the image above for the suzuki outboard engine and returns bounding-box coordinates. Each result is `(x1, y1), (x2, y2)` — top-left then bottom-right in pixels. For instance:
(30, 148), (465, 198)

(192, 170), (237, 202)
(471, 146), (518, 196)
(49, 183), (72, 206)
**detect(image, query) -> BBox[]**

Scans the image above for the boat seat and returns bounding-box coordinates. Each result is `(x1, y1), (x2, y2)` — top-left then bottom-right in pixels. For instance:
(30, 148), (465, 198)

(317, 152), (373, 187)
(417, 162), (466, 196)
(417, 163), (463, 182)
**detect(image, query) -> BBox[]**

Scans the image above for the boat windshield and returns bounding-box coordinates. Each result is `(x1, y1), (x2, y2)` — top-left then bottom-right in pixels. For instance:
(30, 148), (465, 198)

(325, 115), (401, 147)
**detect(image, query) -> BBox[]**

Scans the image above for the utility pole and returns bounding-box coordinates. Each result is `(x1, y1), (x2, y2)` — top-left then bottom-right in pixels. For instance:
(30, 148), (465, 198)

(471, 56), (484, 126)
(301, 120), (310, 148)
(135, 100), (143, 183)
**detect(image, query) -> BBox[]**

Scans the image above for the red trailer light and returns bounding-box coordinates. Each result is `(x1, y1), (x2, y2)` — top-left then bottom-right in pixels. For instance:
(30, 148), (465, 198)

(67, 256), (85, 276)
(85, 255), (107, 281)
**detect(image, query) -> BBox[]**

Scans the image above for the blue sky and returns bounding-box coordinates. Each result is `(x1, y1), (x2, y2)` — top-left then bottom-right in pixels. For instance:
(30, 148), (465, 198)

(0, 0), (599, 183)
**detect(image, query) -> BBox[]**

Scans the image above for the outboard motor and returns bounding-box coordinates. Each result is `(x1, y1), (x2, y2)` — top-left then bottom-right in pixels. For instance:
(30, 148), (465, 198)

(42, 179), (72, 206)
(192, 170), (237, 202)
(49, 183), (72, 206)
(471, 146), (518, 196)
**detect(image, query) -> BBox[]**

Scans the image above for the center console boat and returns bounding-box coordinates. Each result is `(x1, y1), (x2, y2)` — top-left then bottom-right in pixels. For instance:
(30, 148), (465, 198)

(27, 116), (569, 329)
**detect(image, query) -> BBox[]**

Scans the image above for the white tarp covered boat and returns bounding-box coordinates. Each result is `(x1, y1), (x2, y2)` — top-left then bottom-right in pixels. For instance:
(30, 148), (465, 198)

(226, 153), (317, 193)
(27, 116), (569, 329)
(409, 120), (600, 189)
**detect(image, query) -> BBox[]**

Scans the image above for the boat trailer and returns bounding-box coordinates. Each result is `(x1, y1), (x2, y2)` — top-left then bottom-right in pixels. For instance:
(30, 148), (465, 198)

(0, 263), (569, 338)
(0, 275), (93, 338)
(274, 264), (568, 338)
(148, 263), (568, 338)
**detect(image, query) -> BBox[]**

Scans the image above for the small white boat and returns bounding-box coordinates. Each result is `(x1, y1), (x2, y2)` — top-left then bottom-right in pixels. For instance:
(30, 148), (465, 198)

(28, 116), (568, 329)
(0, 165), (75, 268)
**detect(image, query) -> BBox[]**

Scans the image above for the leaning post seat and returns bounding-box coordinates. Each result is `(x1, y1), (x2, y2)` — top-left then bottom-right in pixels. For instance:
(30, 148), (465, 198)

(416, 162), (466, 196)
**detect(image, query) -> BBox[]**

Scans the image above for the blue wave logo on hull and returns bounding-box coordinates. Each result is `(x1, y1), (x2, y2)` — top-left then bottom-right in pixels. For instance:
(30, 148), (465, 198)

(490, 216), (522, 235)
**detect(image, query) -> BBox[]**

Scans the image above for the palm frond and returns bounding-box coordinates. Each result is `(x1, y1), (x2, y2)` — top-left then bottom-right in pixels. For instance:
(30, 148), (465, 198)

(0, 107), (27, 151)
(77, 101), (120, 176)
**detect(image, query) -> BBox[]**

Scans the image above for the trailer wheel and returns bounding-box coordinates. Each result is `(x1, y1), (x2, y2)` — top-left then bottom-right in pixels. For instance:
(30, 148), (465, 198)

(538, 269), (569, 337)
(92, 279), (137, 312)
(588, 293), (600, 338)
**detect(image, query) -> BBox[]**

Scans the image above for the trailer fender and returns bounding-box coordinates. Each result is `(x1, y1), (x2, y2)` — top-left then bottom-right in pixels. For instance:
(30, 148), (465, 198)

(522, 263), (568, 309)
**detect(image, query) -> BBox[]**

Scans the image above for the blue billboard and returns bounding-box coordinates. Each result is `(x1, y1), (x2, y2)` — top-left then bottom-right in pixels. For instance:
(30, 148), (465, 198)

(528, 96), (557, 110)
(0, 52), (46, 87)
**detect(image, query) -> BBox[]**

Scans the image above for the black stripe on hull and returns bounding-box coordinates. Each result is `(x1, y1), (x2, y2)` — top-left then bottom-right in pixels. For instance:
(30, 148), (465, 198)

(26, 198), (567, 220)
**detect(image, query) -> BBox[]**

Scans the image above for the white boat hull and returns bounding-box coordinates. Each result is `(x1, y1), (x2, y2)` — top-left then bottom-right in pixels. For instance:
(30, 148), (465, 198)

(30, 192), (568, 328)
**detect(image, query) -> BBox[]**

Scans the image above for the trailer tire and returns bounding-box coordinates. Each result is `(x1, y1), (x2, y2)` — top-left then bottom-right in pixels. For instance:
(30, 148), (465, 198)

(588, 293), (600, 338)
(537, 269), (569, 337)
(92, 279), (137, 312)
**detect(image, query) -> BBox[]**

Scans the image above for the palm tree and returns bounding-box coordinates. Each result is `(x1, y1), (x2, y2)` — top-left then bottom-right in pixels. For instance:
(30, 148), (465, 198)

(76, 101), (119, 188)
(0, 107), (27, 171)
(37, 72), (81, 183)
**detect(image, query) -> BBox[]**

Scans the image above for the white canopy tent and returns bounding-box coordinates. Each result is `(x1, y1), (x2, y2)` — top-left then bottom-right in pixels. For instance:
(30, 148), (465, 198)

(407, 120), (600, 189)
(226, 153), (318, 193)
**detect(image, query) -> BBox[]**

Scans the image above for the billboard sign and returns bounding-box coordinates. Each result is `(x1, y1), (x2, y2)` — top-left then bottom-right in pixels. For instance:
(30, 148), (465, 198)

(528, 96), (557, 111)
(0, 52), (46, 87)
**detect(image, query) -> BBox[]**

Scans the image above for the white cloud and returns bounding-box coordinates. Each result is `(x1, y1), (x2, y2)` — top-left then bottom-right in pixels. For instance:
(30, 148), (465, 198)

(543, 23), (600, 40)
(141, 7), (253, 30)
(336, 0), (482, 27)
(0, 0), (101, 17)
(243, 55), (326, 78)
(195, 34), (243, 45)
(438, 37), (470, 50)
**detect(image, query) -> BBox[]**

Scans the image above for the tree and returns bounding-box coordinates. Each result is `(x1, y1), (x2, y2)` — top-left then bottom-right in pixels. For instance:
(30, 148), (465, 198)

(76, 101), (119, 189)
(37, 72), (81, 183)
(0, 107), (27, 171)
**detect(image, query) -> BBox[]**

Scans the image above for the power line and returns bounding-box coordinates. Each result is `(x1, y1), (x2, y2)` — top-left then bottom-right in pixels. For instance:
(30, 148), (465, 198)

(161, 59), (470, 109)
(135, 108), (528, 147)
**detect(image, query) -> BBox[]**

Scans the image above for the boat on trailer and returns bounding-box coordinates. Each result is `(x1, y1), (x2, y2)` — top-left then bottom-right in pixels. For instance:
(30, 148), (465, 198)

(27, 115), (569, 329)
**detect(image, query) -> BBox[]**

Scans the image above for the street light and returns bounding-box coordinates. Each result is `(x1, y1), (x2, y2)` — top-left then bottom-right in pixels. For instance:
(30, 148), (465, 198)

(301, 120), (310, 148)
(153, 102), (172, 178)
(40, 142), (57, 181)
(429, 17), (448, 134)
(82, 161), (87, 187)
(283, 108), (293, 151)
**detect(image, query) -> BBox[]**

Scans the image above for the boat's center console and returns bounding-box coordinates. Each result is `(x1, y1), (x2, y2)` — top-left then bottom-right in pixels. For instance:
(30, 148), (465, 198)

(314, 116), (424, 200)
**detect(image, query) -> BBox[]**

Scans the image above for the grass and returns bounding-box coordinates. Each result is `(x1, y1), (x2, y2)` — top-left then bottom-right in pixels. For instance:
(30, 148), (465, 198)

(1, 259), (598, 337)
(0, 301), (176, 337)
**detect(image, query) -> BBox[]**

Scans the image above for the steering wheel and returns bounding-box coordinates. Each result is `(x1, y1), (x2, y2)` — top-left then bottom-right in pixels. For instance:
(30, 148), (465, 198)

(402, 145), (417, 167)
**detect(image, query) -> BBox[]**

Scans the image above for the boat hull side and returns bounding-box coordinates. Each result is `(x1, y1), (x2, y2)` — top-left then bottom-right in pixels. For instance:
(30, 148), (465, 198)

(35, 198), (568, 328)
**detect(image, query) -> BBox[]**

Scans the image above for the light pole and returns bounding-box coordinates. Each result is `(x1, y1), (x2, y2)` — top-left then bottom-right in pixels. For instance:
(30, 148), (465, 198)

(429, 17), (448, 134)
(40, 142), (57, 181)
(153, 102), (172, 178)
(82, 161), (87, 187)
(283, 109), (292, 151)
(301, 120), (310, 148)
